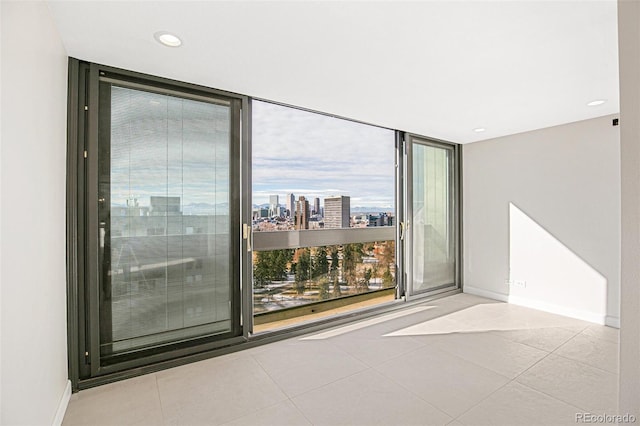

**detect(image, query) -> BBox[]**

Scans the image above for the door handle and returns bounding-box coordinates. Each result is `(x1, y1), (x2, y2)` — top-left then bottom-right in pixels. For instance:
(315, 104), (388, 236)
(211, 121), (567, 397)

(400, 221), (406, 241)
(243, 224), (252, 252)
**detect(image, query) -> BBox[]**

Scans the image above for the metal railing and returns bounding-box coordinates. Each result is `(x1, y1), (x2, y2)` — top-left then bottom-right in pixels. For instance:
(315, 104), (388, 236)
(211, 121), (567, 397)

(252, 226), (396, 251)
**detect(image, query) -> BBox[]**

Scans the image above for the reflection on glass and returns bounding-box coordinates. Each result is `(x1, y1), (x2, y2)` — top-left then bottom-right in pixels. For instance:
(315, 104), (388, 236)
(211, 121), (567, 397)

(99, 84), (232, 356)
(253, 241), (395, 314)
(251, 101), (396, 232)
(412, 144), (455, 292)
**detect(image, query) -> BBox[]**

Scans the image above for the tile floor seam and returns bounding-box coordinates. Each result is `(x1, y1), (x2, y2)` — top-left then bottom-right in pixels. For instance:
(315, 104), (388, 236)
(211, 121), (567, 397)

(366, 374), (454, 424)
(511, 354), (617, 413)
(284, 364), (375, 400)
(369, 356), (469, 421)
(575, 330), (621, 347)
(578, 326), (620, 344)
(559, 323), (591, 334)
(427, 337), (532, 381)
(153, 374), (167, 426)
(287, 395), (316, 426)
(340, 336), (430, 368)
(509, 345), (555, 382)
(488, 326), (583, 353)
(552, 331), (589, 354)
(452, 379), (591, 426)
(217, 399), (311, 426)
(547, 350), (619, 375)
(448, 348), (561, 422)
(321, 338), (376, 367)
(158, 355), (288, 426)
(248, 352), (300, 402)
(448, 378), (513, 422)
(249, 348), (371, 406)
(550, 332), (619, 375)
(511, 375), (593, 414)
(511, 379), (590, 413)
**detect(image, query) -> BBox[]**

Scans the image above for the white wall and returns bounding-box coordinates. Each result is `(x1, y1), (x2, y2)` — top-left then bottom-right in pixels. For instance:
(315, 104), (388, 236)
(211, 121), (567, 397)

(463, 115), (621, 326)
(1, 2), (70, 424)
(617, 0), (640, 415)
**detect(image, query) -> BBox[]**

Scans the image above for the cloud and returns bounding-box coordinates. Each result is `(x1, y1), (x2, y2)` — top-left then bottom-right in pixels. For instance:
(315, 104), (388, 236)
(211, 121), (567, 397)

(252, 101), (395, 206)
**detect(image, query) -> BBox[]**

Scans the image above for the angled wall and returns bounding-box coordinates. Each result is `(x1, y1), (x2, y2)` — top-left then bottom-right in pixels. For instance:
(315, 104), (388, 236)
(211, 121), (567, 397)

(1, 2), (70, 424)
(463, 115), (621, 327)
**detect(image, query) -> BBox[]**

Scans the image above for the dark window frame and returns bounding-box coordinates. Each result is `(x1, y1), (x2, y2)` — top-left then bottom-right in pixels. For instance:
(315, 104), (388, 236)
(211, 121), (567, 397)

(66, 58), (461, 391)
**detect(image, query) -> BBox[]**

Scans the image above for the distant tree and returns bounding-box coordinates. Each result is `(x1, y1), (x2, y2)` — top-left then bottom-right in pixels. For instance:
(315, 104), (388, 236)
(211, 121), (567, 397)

(312, 247), (329, 278)
(329, 246), (342, 298)
(342, 243), (363, 286)
(253, 251), (270, 288)
(382, 266), (394, 288)
(371, 264), (379, 279)
(318, 276), (330, 300)
(376, 240), (395, 269)
(358, 268), (372, 293)
(294, 248), (311, 294)
(331, 272), (341, 298)
(330, 247), (340, 275)
(253, 249), (292, 287)
(273, 249), (293, 280)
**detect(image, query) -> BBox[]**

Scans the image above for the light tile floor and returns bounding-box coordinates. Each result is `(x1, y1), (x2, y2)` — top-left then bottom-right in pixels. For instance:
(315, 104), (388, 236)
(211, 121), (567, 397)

(63, 294), (619, 426)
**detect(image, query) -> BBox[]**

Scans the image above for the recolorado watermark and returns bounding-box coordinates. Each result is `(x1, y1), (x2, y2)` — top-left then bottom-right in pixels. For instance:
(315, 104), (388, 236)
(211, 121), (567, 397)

(576, 413), (637, 423)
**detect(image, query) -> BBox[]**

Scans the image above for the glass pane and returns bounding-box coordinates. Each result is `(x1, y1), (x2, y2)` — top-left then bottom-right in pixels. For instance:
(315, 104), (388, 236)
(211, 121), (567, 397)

(251, 101), (396, 232)
(253, 241), (396, 331)
(98, 84), (232, 357)
(412, 143), (455, 292)
(251, 100), (397, 330)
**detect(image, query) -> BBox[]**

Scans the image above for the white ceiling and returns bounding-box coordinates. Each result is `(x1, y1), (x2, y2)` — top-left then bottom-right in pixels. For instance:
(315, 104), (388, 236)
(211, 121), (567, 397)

(47, 0), (619, 144)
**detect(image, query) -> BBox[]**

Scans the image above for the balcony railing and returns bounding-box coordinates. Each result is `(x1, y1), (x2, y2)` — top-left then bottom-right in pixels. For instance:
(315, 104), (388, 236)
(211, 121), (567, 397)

(252, 226), (395, 251)
(251, 227), (397, 327)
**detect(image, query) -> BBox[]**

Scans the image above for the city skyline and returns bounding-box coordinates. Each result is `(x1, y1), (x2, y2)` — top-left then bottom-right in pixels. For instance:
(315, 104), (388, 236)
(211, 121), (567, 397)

(252, 100), (395, 208)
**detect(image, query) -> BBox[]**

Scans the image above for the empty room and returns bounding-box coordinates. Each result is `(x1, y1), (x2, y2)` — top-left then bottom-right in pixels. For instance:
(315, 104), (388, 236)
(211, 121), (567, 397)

(1, 1), (639, 425)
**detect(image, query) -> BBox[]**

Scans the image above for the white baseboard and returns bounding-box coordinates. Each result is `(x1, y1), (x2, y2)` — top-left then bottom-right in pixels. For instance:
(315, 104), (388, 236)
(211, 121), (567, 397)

(52, 380), (71, 426)
(605, 315), (620, 329)
(506, 295), (606, 325)
(463, 286), (611, 326)
(463, 286), (509, 302)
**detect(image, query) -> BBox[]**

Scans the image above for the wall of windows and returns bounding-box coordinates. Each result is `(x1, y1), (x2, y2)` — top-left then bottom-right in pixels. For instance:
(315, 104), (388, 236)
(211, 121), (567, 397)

(67, 61), (459, 389)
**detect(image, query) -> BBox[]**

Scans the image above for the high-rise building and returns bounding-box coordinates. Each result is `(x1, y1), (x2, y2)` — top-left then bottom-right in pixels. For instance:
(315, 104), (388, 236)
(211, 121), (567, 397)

(269, 194), (279, 217)
(286, 193), (295, 217)
(313, 197), (320, 216)
(324, 196), (350, 229)
(294, 196), (310, 230)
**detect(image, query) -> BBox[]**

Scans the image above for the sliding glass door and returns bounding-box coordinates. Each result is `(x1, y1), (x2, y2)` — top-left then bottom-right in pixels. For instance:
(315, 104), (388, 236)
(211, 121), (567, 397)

(405, 135), (459, 296)
(250, 100), (398, 332)
(83, 65), (244, 375)
(69, 61), (461, 387)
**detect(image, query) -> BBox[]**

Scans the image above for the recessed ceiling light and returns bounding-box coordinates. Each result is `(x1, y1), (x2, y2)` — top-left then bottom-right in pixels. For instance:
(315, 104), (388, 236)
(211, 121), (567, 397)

(587, 99), (606, 106)
(154, 31), (182, 47)
(473, 128), (486, 133)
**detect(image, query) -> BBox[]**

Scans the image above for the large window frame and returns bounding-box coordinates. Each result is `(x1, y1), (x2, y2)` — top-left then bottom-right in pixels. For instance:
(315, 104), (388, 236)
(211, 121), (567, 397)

(404, 134), (461, 299)
(67, 60), (251, 389)
(66, 59), (461, 391)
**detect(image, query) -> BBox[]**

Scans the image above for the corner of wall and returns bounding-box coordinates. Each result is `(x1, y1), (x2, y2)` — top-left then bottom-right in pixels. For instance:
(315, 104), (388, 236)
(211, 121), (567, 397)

(462, 115), (621, 326)
(52, 381), (72, 426)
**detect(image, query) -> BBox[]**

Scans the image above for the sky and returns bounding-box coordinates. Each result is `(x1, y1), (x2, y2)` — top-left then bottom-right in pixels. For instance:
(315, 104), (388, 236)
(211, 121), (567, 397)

(252, 101), (396, 209)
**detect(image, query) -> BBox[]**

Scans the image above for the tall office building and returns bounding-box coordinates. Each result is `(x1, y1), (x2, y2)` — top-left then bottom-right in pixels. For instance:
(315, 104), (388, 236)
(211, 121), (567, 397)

(269, 194), (279, 217)
(286, 193), (295, 217)
(294, 196), (310, 230)
(313, 197), (320, 216)
(324, 196), (350, 229)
